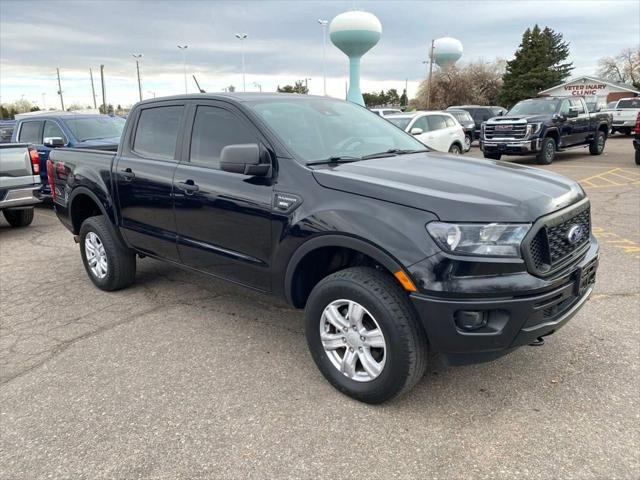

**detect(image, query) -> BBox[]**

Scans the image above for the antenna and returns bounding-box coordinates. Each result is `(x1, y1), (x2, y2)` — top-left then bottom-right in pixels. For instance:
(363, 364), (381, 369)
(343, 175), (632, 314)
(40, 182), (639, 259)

(192, 75), (206, 93)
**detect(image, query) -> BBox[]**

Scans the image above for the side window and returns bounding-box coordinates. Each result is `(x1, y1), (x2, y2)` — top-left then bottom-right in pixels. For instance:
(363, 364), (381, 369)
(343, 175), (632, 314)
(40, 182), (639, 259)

(18, 121), (42, 143)
(43, 121), (66, 141)
(570, 99), (585, 114)
(189, 106), (257, 169)
(427, 115), (447, 131)
(559, 100), (571, 115)
(444, 115), (457, 128)
(133, 105), (184, 160)
(412, 117), (429, 132)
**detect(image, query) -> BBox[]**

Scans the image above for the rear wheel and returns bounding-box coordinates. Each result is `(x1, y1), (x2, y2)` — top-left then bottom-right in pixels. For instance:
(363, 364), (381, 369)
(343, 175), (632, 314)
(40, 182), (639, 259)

(2, 208), (34, 227)
(483, 152), (501, 160)
(536, 137), (556, 165)
(635, 149), (640, 165)
(622, 127), (632, 136)
(304, 267), (427, 404)
(448, 143), (462, 155)
(589, 131), (606, 155)
(79, 215), (136, 291)
(463, 134), (472, 151)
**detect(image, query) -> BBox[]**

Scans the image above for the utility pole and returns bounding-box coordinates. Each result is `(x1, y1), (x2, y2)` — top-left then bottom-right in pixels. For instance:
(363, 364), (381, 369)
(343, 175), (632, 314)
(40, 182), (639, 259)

(318, 19), (328, 96)
(304, 77), (311, 93)
(100, 64), (106, 113)
(426, 39), (435, 110)
(56, 68), (65, 111)
(89, 68), (97, 109)
(41, 93), (47, 110)
(132, 54), (143, 102)
(235, 33), (248, 92)
(177, 45), (188, 94)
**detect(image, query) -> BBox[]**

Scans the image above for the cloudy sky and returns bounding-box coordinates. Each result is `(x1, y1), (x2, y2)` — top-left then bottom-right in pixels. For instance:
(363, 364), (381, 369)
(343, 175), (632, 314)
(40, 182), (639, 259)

(1, 0), (638, 108)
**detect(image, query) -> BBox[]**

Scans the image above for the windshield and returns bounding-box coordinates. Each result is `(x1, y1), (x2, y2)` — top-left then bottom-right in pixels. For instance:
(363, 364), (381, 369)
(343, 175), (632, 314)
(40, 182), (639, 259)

(386, 116), (412, 130)
(508, 99), (561, 116)
(617, 99), (640, 109)
(449, 111), (472, 123)
(247, 98), (425, 163)
(64, 116), (126, 142)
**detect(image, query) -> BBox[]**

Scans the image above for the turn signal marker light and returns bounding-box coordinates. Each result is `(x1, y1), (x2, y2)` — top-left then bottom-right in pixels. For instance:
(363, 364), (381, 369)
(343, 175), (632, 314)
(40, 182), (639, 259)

(394, 270), (417, 292)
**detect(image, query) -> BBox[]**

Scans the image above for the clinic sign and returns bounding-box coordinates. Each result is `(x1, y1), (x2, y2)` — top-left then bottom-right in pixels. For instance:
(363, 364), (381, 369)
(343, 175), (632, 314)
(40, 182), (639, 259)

(563, 82), (607, 96)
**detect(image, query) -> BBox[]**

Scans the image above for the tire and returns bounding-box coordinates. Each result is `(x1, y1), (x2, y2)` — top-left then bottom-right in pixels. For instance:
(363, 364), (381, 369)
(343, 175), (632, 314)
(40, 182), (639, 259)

(536, 137), (556, 165)
(589, 130), (606, 155)
(304, 267), (427, 404)
(3, 208), (34, 227)
(79, 215), (136, 291)
(448, 143), (462, 155)
(635, 149), (640, 166)
(622, 128), (632, 136)
(484, 152), (501, 160)
(463, 134), (472, 151)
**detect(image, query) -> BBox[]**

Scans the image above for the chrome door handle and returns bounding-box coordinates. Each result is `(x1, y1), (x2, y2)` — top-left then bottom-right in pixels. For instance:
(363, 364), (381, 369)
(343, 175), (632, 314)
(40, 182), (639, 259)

(177, 180), (199, 194)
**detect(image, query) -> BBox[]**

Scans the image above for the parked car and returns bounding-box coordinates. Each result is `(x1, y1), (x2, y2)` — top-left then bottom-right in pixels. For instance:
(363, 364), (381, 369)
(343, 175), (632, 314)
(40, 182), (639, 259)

(0, 120), (15, 143)
(602, 97), (640, 136)
(48, 93), (598, 403)
(480, 96), (612, 164)
(633, 112), (640, 165)
(370, 108), (403, 117)
(386, 111), (466, 153)
(11, 112), (125, 195)
(447, 105), (507, 139)
(0, 143), (41, 227)
(446, 109), (475, 150)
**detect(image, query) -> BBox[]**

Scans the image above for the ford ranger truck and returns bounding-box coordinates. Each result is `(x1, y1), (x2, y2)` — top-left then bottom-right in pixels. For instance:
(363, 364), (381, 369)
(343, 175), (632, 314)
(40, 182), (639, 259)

(48, 94), (599, 404)
(481, 96), (612, 164)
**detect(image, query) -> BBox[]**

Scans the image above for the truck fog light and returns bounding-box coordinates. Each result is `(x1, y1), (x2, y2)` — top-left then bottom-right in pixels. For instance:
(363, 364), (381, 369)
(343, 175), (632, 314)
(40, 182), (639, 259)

(454, 310), (488, 331)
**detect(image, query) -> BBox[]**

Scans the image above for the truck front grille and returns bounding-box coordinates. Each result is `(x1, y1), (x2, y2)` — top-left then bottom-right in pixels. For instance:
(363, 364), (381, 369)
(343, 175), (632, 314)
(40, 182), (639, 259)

(483, 123), (527, 140)
(524, 204), (591, 276)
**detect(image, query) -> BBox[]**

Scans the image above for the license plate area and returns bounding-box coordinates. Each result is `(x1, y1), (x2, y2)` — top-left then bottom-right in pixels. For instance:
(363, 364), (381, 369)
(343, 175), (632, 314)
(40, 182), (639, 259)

(576, 257), (598, 296)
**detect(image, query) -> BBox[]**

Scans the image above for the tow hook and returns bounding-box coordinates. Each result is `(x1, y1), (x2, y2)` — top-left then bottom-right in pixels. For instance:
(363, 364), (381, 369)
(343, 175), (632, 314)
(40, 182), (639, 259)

(529, 337), (545, 347)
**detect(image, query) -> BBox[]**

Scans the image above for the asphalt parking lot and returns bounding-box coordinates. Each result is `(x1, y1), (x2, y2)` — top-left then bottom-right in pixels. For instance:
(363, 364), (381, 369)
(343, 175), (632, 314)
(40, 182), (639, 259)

(1, 136), (638, 479)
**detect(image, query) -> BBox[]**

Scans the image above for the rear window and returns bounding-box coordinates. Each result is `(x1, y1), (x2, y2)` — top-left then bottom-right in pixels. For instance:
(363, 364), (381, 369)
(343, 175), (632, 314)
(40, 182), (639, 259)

(133, 106), (184, 160)
(617, 99), (640, 109)
(444, 115), (457, 127)
(450, 111), (472, 122)
(386, 117), (411, 130)
(18, 121), (42, 143)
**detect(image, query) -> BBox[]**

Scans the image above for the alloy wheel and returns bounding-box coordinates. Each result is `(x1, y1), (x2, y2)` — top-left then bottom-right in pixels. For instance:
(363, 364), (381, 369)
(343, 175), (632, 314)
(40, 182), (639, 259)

(85, 231), (108, 279)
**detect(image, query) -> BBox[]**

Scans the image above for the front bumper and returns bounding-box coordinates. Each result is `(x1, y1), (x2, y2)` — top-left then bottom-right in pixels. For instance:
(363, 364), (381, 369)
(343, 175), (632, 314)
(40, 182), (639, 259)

(481, 138), (541, 155)
(409, 243), (598, 365)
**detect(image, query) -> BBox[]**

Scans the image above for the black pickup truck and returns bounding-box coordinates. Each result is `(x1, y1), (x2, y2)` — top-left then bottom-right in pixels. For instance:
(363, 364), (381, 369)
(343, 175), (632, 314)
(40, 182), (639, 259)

(481, 96), (612, 164)
(48, 93), (598, 403)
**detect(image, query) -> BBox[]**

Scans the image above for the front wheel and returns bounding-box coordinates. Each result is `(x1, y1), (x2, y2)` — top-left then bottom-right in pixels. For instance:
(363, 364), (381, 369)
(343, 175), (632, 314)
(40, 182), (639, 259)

(448, 143), (462, 155)
(589, 131), (606, 155)
(2, 208), (34, 227)
(304, 267), (427, 404)
(463, 134), (472, 151)
(635, 149), (640, 165)
(536, 137), (556, 165)
(79, 215), (136, 291)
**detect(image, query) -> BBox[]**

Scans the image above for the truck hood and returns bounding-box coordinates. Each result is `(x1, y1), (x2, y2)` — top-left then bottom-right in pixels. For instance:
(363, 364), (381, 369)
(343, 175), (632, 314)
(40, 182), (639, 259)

(311, 152), (585, 222)
(489, 114), (549, 123)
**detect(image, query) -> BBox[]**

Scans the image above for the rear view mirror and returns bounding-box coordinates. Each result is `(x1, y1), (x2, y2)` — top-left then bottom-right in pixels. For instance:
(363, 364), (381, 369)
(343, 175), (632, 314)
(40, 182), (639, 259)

(44, 137), (65, 148)
(220, 144), (270, 176)
(410, 127), (423, 135)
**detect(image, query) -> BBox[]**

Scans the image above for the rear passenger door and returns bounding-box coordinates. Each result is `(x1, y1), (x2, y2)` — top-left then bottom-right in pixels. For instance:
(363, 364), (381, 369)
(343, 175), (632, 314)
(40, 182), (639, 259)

(172, 101), (274, 291)
(426, 115), (449, 152)
(569, 98), (590, 145)
(115, 102), (186, 262)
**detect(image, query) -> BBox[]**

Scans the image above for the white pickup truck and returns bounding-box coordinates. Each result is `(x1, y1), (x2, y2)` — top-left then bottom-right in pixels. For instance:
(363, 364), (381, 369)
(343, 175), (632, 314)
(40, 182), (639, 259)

(602, 97), (640, 136)
(0, 143), (41, 227)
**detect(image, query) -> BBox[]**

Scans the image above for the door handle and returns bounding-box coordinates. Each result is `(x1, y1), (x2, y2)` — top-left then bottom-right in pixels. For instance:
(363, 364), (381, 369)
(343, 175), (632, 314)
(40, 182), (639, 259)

(120, 168), (135, 181)
(177, 180), (199, 194)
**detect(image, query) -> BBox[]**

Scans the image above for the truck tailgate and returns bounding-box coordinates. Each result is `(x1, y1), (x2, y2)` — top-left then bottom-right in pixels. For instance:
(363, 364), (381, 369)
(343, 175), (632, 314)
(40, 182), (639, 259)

(0, 144), (39, 189)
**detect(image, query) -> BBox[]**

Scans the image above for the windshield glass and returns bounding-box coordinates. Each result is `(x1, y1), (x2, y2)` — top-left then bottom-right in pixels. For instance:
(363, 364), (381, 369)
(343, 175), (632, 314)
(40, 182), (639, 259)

(449, 111), (472, 123)
(617, 99), (640, 109)
(508, 99), (561, 116)
(385, 116), (412, 130)
(247, 98), (425, 162)
(64, 116), (126, 142)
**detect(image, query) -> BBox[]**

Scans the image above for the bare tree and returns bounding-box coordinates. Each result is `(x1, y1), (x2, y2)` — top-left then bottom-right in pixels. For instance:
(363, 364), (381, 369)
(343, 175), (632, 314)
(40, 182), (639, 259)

(412, 60), (506, 110)
(597, 47), (640, 90)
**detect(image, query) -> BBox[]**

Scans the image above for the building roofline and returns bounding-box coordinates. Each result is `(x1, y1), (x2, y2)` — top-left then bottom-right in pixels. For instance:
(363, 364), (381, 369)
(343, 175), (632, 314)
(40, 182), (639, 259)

(539, 76), (640, 95)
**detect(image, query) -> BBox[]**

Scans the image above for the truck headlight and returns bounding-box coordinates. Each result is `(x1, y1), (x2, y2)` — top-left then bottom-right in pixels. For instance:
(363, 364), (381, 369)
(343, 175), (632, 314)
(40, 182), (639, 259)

(527, 123), (542, 136)
(426, 222), (531, 257)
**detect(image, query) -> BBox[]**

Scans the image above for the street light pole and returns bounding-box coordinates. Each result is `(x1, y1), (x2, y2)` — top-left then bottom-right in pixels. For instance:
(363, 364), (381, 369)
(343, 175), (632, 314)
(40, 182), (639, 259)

(253, 82), (262, 92)
(304, 77), (311, 93)
(235, 33), (248, 92)
(426, 39), (435, 110)
(132, 54), (143, 102)
(318, 19), (328, 96)
(56, 68), (65, 111)
(177, 45), (188, 94)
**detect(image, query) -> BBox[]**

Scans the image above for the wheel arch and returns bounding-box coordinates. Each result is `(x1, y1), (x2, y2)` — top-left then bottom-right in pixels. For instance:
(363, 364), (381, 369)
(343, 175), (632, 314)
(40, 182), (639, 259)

(68, 187), (114, 234)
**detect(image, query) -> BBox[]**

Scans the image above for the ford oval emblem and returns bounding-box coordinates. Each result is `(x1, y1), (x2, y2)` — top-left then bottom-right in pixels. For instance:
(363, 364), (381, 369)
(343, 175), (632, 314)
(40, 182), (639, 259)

(566, 224), (584, 244)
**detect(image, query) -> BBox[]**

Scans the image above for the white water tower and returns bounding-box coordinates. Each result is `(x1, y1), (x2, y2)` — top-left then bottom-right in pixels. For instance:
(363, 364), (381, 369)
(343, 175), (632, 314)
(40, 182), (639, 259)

(432, 36), (463, 68)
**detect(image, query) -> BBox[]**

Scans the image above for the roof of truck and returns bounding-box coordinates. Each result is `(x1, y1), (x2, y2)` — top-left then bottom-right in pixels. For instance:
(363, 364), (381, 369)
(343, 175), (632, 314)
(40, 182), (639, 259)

(135, 92), (333, 106)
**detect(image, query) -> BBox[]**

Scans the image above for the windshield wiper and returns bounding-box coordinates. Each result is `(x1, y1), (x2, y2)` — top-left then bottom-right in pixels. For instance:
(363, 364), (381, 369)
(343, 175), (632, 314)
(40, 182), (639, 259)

(306, 155), (361, 166)
(360, 148), (429, 160)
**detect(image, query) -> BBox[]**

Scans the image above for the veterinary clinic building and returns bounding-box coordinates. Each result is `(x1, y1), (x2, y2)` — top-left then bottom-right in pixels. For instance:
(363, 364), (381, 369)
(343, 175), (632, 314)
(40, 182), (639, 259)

(539, 76), (639, 107)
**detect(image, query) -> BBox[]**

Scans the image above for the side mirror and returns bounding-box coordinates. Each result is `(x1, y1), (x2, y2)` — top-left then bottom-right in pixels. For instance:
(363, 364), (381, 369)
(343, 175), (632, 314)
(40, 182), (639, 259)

(220, 144), (269, 176)
(410, 127), (423, 135)
(44, 137), (65, 148)
(567, 107), (579, 118)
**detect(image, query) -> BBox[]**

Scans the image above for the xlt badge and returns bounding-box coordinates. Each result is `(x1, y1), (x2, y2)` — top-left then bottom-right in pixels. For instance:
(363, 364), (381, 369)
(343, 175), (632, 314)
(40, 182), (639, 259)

(273, 192), (302, 213)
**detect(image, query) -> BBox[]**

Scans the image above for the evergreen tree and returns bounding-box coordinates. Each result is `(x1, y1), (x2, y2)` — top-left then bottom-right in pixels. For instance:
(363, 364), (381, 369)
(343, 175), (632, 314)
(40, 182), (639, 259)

(499, 25), (573, 107)
(400, 89), (408, 107)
